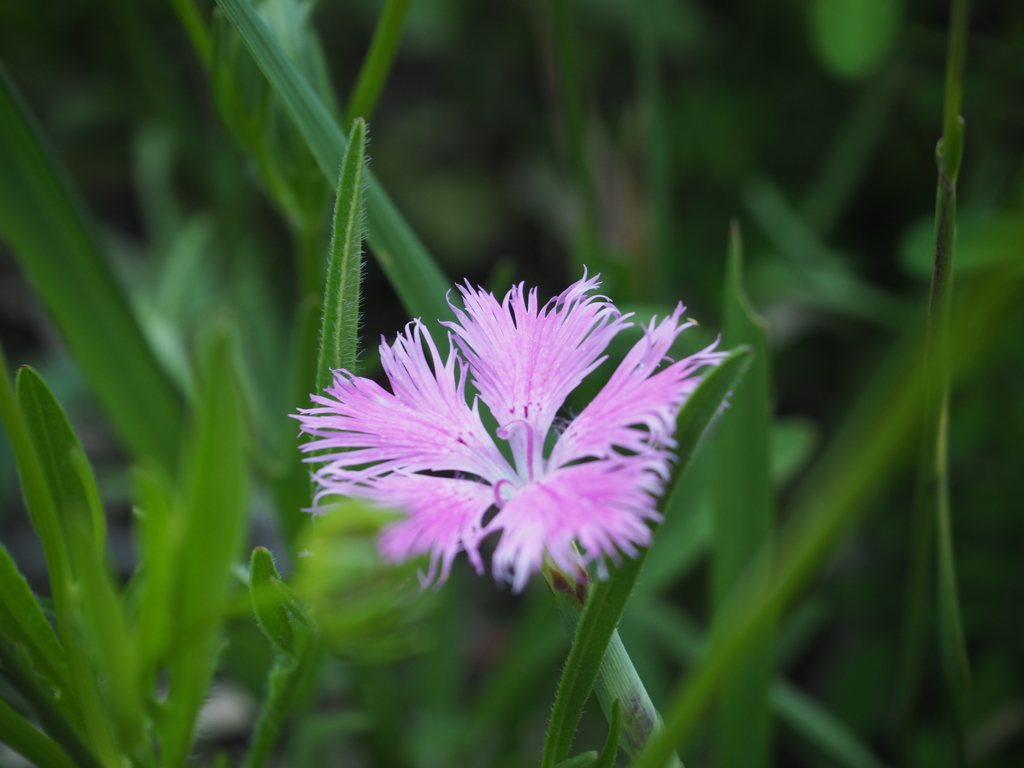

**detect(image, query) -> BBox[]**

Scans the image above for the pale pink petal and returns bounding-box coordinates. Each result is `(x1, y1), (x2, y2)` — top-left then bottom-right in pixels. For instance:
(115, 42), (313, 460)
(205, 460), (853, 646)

(484, 458), (664, 592)
(443, 272), (631, 480)
(548, 304), (727, 470)
(295, 320), (514, 486)
(323, 473), (496, 586)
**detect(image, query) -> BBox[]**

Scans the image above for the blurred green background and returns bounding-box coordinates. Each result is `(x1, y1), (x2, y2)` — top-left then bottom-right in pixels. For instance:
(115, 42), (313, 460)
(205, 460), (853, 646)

(0, 0), (1022, 766)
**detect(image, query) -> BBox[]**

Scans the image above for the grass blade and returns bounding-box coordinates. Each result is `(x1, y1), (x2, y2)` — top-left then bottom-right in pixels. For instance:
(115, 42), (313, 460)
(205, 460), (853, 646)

(593, 698), (622, 768)
(160, 327), (250, 768)
(213, 0), (453, 328)
(16, 368), (105, 556)
(711, 223), (775, 768)
(0, 696), (78, 768)
(899, 1), (973, 760)
(317, 118), (367, 392)
(0, 60), (183, 470)
(540, 347), (752, 768)
(0, 543), (70, 698)
(347, 0), (412, 123)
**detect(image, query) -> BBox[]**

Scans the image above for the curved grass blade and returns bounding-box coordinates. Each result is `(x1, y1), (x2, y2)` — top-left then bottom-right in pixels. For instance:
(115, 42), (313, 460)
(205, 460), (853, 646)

(347, 0), (412, 123)
(0, 61), (183, 471)
(540, 347), (753, 768)
(160, 327), (250, 768)
(0, 543), (70, 698)
(593, 699), (622, 768)
(213, 0), (453, 328)
(0, 695), (78, 768)
(711, 222), (775, 768)
(317, 118), (367, 393)
(553, 752), (598, 768)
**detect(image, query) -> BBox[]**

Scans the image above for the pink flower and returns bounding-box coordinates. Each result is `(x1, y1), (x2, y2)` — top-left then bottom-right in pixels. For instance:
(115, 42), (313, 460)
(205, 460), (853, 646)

(295, 274), (725, 592)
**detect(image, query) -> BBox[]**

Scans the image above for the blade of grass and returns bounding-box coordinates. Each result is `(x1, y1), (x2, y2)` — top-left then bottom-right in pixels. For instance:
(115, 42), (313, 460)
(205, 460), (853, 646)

(212, 0), (453, 328)
(15, 367), (143, 754)
(0, 347), (117, 768)
(16, 368), (105, 557)
(711, 222), (775, 768)
(317, 118), (367, 392)
(628, 267), (1022, 768)
(898, 0), (972, 761)
(0, 543), (70, 699)
(347, 0), (412, 123)
(636, 600), (888, 768)
(160, 327), (250, 768)
(0, 60), (183, 471)
(540, 347), (753, 768)
(0, 696), (78, 768)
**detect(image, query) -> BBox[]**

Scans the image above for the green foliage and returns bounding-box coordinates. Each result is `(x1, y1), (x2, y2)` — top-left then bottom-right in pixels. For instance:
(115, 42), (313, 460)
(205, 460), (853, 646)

(541, 347), (752, 767)
(317, 117), (368, 392)
(0, 62), (183, 470)
(711, 224), (775, 768)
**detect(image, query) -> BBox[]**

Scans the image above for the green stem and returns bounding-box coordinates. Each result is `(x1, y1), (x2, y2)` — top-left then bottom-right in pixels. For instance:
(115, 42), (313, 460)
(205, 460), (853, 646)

(897, 0), (971, 760)
(346, 0), (413, 124)
(241, 655), (307, 768)
(543, 565), (679, 766)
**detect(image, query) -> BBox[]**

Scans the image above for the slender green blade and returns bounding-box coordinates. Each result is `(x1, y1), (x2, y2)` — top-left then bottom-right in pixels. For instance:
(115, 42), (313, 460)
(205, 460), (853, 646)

(540, 347), (752, 767)
(0, 60), (182, 470)
(347, 0), (412, 123)
(161, 328), (250, 768)
(0, 543), (70, 696)
(711, 223), (775, 768)
(0, 695), (78, 768)
(592, 698), (622, 768)
(771, 683), (886, 768)
(636, 599), (889, 768)
(317, 118), (367, 393)
(553, 752), (598, 768)
(15, 368), (105, 555)
(213, 0), (453, 327)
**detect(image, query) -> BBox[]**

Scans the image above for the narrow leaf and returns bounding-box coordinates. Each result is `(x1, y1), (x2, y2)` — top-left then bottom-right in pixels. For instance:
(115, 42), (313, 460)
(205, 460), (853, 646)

(213, 0), (453, 328)
(593, 699), (622, 768)
(711, 222), (775, 768)
(161, 327), (250, 768)
(540, 347), (752, 767)
(347, 0), (413, 123)
(0, 542), (70, 696)
(0, 695), (78, 768)
(16, 367), (104, 554)
(553, 752), (598, 768)
(317, 117), (367, 393)
(0, 60), (182, 469)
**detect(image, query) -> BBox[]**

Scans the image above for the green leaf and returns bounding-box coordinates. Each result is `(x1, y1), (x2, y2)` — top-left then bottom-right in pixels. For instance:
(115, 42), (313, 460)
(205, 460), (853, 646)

(771, 683), (887, 768)
(317, 117), (367, 393)
(347, 0), (413, 123)
(0, 695), (78, 768)
(636, 599), (890, 768)
(540, 347), (752, 768)
(593, 699), (622, 768)
(0, 347), (118, 765)
(131, 463), (177, 693)
(213, 0), (453, 328)
(0, 543), (70, 697)
(161, 327), (250, 768)
(249, 547), (313, 657)
(0, 60), (183, 470)
(15, 367), (105, 556)
(553, 751), (598, 768)
(0, 639), (103, 768)
(711, 223), (775, 768)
